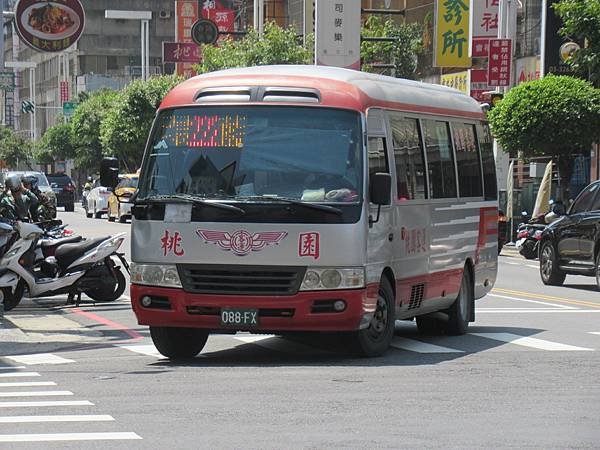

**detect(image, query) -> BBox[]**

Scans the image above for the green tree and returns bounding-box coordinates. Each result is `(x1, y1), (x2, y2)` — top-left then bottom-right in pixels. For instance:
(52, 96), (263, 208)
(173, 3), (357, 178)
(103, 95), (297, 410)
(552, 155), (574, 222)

(70, 89), (119, 171)
(100, 75), (182, 172)
(194, 22), (313, 74)
(488, 75), (600, 201)
(361, 16), (424, 79)
(0, 126), (32, 169)
(35, 118), (76, 164)
(554, 0), (600, 86)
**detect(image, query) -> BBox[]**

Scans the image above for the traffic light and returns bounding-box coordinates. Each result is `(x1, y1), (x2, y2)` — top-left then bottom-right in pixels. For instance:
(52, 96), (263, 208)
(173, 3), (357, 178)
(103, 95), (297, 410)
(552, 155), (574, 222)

(21, 100), (35, 114)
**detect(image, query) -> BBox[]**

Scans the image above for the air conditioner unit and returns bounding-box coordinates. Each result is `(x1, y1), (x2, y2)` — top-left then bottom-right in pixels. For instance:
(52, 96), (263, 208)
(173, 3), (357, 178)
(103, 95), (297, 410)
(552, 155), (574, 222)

(159, 10), (171, 19)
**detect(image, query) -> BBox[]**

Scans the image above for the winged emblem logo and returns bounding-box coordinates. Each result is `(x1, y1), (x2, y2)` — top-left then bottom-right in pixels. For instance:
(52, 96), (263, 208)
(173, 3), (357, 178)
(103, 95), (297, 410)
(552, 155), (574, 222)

(196, 229), (288, 256)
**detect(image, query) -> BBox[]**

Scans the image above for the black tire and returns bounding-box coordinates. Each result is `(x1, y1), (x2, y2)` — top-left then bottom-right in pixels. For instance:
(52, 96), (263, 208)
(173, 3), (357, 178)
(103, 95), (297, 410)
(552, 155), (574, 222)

(150, 326), (209, 359)
(416, 316), (444, 335)
(540, 241), (566, 286)
(108, 213), (115, 222)
(118, 211), (127, 223)
(348, 277), (395, 357)
(444, 267), (472, 336)
(94, 209), (103, 219)
(65, 203), (75, 212)
(84, 267), (126, 302)
(2, 282), (25, 312)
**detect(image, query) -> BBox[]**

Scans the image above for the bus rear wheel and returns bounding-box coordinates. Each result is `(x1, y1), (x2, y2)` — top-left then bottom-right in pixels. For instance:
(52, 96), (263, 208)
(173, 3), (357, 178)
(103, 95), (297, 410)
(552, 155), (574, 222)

(150, 327), (209, 359)
(349, 277), (395, 357)
(444, 267), (472, 335)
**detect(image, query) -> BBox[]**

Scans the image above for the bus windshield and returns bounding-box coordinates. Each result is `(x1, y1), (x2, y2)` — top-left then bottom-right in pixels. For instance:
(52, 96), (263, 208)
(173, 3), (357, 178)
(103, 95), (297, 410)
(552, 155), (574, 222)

(139, 106), (363, 204)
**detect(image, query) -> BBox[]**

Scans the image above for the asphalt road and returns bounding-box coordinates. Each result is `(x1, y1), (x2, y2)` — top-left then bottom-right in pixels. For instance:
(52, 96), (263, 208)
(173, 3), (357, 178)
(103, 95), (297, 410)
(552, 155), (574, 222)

(1, 208), (599, 449)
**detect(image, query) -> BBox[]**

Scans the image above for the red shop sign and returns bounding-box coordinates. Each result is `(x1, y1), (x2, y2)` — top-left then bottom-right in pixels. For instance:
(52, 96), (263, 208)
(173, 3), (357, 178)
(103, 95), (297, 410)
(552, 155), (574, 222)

(15, 0), (85, 53)
(487, 38), (512, 87)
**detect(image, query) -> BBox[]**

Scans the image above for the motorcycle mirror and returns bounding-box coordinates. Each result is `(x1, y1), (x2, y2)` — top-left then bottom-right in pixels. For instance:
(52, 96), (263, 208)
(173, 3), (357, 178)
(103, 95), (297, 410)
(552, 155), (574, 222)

(551, 203), (566, 216)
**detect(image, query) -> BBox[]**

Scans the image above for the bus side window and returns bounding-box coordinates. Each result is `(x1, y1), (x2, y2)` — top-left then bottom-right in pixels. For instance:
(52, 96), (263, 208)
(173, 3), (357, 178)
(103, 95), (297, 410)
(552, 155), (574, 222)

(367, 137), (390, 202)
(476, 123), (498, 200)
(422, 120), (457, 199)
(453, 123), (483, 198)
(390, 115), (426, 200)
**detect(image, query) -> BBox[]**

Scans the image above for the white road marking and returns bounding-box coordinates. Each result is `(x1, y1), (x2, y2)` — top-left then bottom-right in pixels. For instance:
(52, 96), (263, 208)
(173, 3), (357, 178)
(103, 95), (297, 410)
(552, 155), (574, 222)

(487, 293), (575, 309)
(0, 382), (57, 387)
(5, 353), (75, 365)
(234, 335), (276, 343)
(589, 332), (600, 335)
(390, 337), (463, 353)
(0, 432), (142, 442)
(118, 344), (162, 358)
(477, 309), (600, 313)
(0, 391), (73, 398)
(0, 366), (26, 370)
(471, 333), (594, 351)
(233, 334), (330, 354)
(0, 415), (114, 423)
(0, 400), (93, 408)
(0, 372), (40, 378)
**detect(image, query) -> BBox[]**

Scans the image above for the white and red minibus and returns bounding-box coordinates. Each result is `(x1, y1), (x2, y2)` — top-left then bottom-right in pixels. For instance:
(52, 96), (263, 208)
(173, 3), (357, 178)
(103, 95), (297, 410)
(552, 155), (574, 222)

(111, 65), (498, 358)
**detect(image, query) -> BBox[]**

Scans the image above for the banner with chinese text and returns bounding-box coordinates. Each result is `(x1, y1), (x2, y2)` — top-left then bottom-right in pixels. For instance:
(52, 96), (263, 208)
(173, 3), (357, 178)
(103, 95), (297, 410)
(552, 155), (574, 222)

(440, 71), (469, 94)
(315, 0), (361, 69)
(175, 1), (199, 78)
(487, 38), (512, 87)
(469, 69), (489, 102)
(435, 0), (472, 67)
(201, 0), (235, 45)
(470, 0), (498, 57)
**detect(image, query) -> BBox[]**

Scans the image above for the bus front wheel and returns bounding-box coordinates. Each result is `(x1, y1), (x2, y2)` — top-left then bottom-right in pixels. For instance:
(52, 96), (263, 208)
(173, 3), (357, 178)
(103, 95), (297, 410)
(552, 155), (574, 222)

(150, 326), (209, 359)
(349, 277), (395, 357)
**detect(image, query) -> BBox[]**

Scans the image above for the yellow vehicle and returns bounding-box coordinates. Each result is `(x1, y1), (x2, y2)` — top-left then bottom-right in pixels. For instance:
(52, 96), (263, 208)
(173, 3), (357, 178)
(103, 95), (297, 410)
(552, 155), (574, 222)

(107, 173), (138, 223)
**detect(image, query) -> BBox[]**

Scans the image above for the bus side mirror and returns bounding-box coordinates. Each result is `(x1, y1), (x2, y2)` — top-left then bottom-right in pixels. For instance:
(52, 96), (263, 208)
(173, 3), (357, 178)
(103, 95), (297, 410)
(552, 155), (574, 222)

(100, 157), (119, 190)
(370, 172), (391, 206)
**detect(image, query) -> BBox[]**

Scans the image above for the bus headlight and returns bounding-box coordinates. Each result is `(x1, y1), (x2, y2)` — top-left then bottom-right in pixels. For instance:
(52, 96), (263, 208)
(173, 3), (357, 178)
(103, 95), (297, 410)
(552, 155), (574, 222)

(300, 267), (365, 291)
(131, 263), (182, 288)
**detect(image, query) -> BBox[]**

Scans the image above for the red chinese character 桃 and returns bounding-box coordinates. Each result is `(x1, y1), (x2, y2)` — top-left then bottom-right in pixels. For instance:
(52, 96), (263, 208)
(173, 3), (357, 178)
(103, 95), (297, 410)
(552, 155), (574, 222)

(161, 230), (185, 257)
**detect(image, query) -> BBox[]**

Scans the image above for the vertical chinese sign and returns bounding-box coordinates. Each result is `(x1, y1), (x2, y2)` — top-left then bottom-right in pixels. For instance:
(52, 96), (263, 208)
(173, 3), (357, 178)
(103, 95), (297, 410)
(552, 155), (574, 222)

(315, 0), (361, 69)
(487, 38), (512, 87)
(175, 0), (199, 78)
(435, 0), (471, 67)
(201, 0), (235, 45)
(470, 0), (498, 57)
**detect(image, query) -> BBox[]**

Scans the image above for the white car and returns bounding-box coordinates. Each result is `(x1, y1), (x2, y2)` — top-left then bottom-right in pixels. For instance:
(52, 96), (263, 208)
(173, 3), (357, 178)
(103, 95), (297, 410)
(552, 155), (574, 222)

(86, 179), (111, 218)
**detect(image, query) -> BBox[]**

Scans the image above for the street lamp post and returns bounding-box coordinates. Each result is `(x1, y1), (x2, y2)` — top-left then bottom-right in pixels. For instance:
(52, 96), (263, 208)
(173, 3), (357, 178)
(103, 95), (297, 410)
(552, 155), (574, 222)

(105, 10), (152, 80)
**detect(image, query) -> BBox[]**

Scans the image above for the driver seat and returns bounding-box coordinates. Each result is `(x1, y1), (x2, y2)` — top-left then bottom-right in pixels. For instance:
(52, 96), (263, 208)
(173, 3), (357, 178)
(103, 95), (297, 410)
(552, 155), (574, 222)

(55, 237), (108, 271)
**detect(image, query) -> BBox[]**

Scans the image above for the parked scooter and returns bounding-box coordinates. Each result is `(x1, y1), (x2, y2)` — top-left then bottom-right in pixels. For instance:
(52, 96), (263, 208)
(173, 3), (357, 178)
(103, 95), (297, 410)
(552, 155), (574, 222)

(0, 221), (128, 311)
(515, 202), (563, 260)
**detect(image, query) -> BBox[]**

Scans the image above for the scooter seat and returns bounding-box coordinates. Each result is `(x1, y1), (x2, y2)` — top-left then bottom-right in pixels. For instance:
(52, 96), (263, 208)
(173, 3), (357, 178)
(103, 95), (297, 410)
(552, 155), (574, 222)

(55, 237), (109, 271)
(40, 235), (82, 248)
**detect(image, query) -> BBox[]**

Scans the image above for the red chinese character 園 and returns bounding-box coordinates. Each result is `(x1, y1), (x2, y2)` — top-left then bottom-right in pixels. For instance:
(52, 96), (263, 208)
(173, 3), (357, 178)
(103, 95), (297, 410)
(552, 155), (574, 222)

(161, 230), (185, 257)
(299, 232), (320, 259)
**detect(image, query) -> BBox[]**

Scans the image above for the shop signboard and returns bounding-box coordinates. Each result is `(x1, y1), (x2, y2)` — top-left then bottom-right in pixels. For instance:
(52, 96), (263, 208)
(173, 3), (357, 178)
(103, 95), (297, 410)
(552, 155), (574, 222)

(487, 38), (511, 87)
(470, 0), (499, 57)
(434, 0), (471, 67)
(315, 0), (361, 70)
(163, 42), (202, 63)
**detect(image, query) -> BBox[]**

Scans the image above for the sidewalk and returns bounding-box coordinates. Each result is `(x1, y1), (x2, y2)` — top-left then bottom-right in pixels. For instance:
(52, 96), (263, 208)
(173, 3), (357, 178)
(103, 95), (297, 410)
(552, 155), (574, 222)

(499, 244), (521, 258)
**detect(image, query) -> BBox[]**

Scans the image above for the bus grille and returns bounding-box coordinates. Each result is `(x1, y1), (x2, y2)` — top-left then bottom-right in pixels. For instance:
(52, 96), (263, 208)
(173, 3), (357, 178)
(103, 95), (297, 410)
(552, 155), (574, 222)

(177, 265), (306, 296)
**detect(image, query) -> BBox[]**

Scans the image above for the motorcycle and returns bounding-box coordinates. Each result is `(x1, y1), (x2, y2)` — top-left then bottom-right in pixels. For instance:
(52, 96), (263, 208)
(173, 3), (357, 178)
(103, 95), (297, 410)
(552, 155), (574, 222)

(515, 205), (562, 260)
(0, 220), (128, 311)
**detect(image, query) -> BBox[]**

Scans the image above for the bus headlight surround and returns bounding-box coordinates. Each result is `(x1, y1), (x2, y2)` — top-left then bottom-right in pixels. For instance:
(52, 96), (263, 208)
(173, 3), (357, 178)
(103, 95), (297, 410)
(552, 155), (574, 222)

(131, 263), (182, 288)
(300, 267), (365, 291)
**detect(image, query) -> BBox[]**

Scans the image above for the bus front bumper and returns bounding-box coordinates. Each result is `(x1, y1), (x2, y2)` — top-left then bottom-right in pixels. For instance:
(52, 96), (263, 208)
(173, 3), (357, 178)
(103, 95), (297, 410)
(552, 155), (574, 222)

(130, 284), (379, 332)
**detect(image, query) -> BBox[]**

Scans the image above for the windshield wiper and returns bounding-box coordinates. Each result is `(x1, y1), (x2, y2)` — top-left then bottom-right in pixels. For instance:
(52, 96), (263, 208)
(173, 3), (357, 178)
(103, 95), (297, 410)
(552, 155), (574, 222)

(237, 195), (343, 215)
(140, 194), (245, 215)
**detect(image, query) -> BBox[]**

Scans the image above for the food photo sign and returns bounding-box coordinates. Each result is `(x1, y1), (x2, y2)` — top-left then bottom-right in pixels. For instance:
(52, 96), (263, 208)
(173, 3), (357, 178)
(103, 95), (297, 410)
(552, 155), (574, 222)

(14, 0), (85, 52)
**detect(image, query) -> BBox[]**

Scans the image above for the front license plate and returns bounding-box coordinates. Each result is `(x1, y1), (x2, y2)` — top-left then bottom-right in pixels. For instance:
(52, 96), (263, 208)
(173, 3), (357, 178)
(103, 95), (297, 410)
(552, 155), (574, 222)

(220, 308), (259, 328)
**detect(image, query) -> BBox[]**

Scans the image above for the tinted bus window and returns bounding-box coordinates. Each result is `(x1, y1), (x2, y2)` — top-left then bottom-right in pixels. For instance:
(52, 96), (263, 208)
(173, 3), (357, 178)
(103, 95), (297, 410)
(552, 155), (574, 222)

(390, 115), (426, 200)
(422, 120), (456, 198)
(477, 123), (497, 200)
(453, 123), (483, 197)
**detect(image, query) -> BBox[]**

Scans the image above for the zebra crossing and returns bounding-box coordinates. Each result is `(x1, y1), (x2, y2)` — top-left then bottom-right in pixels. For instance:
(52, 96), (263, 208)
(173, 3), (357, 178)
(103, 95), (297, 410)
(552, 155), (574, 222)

(0, 364), (142, 443)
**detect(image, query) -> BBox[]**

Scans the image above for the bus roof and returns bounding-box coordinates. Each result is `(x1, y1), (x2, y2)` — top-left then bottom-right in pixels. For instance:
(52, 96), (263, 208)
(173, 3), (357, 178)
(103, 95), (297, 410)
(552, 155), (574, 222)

(161, 65), (486, 120)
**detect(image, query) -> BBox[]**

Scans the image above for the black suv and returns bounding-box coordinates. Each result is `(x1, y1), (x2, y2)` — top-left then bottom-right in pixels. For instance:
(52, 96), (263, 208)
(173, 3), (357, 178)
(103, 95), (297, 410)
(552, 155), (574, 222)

(539, 181), (600, 290)
(46, 173), (75, 212)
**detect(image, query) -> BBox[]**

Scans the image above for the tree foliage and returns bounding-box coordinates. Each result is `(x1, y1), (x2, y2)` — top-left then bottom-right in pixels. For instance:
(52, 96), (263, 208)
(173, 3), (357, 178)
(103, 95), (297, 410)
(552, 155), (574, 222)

(488, 75), (600, 200)
(554, 0), (600, 86)
(361, 16), (424, 79)
(194, 22), (313, 74)
(70, 89), (119, 171)
(100, 75), (181, 172)
(35, 118), (76, 164)
(0, 126), (32, 168)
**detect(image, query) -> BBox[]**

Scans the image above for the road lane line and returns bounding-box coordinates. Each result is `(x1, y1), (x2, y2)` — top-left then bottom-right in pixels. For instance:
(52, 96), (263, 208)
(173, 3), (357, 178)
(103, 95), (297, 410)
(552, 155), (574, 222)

(471, 333), (594, 351)
(234, 335), (276, 343)
(0, 372), (40, 378)
(0, 415), (114, 423)
(0, 400), (93, 408)
(0, 432), (142, 442)
(487, 293), (575, 309)
(391, 337), (464, 353)
(492, 288), (600, 309)
(589, 332), (600, 335)
(118, 344), (162, 358)
(477, 310), (600, 313)
(0, 382), (57, 387)
(234, 334), (332, 354)
(5, 354), (75, 365)
(0, 391), (73, 398)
